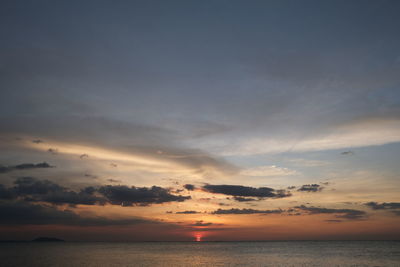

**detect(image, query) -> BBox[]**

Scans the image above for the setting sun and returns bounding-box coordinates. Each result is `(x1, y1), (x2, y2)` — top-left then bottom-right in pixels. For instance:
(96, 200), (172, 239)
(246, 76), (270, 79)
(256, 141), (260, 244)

(195, 234), (202, 242)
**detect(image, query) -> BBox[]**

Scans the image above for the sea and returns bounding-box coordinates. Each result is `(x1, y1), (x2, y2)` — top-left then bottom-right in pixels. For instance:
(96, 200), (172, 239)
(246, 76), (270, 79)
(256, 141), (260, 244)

(0, 241), (399, 267)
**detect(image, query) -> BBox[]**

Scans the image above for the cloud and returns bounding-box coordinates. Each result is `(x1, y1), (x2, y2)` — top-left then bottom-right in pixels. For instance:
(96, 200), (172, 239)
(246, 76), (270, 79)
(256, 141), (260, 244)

(175, 211), (201, 214)
(106, 179), (121, 183)
(84, 174), (98, 179)
(98, 185), (190, 206)
(11, 177), (104, 206)
(297, 184), (323, 192)
(183, 184), (196, 191)
(1, 116), (237, 177)
(0, 201), (154, 226)
(0, 162), (53, 173)
(79, 154), (89, 159)
(365, 202), (400, 216)
(232, 196), (259, 202)
(189, 220), (217, 226)
(211, 208), (284, 215)
(341, 151), (355, 155)
(365, 202), (400, 210)
(296, 205), (367, 220)
(240, 165), (298, 177)
(13, 177), (65, 195)
(202, 184), (291, 199)
(215, 118), (400, 156)
(47, 148), (58, 155)
(1, 178), (190, 207)
(287, 159), (328, 167)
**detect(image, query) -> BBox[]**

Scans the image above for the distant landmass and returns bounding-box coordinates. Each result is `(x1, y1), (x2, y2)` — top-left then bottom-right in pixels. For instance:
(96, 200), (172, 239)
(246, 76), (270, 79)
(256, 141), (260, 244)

(32, 237), (65, 242)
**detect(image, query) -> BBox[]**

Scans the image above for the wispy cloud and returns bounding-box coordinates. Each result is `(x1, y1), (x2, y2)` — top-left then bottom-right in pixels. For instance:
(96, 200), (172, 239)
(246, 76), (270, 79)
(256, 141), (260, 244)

(211, 208), (283, 215)
(175, 211), (201, 214)
(365, 202), (400, 210)
(216, 118), (400, 156)
(296, 205), (367, 220)
(240, 165), (298, 177)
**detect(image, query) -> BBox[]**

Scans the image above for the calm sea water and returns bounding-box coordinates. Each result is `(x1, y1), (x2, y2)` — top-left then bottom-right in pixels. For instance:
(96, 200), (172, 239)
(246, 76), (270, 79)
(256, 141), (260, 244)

(0, 241), (399, 267)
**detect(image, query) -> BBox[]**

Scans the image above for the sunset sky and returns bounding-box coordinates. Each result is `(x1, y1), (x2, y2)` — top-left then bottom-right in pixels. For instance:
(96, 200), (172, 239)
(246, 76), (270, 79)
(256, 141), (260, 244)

(1, 0), (400, 241)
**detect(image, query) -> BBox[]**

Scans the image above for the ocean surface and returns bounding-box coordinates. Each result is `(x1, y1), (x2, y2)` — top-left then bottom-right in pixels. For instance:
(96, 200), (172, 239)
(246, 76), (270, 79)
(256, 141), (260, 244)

(0, 241), (399, 267)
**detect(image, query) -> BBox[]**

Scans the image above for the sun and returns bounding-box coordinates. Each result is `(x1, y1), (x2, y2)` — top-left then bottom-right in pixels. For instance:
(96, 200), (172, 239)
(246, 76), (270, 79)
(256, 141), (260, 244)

(195, 234), (202, 242)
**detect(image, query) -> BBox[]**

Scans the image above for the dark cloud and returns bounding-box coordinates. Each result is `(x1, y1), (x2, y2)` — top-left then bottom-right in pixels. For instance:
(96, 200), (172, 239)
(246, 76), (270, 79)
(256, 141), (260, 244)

(183, 184), (196, 191)
(47, 148), (58, 155)
(287, 186), (296, 190)
(202, 184), (291, 199)
(297, 184), (323, 192)
(0, 162), (53, 173)
(0, 201), (153, 226)
(296, 205), (366, 220)
(175, 211), (201, 214)
(15, 162), (52, 170)
(84, 174), (98, 179)
(12, 177), (104, 206)
(365, 202), (400, 216)
(173, 189), (184, 193)
(32, 139), (43, 144)
(79, 154), (89, 159)
(0, 178), (191, 207)
(365, 202), (400, 210)
(211, 208), (283, 215)
(98, 185), (190, 206)
(189, 220), (215, 227)
(107, 179), (121, 183)
(13, 177), (64, 195)
(325, 219), (343, 223)
(188, 227), (235, 232)
(341, 151), (354, 155)
(233, 196), (259, 202)
(286, 208), (301, 216)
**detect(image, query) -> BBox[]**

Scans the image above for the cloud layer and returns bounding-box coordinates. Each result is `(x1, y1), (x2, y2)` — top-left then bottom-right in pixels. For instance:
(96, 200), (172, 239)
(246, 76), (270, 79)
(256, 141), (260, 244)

(0, 201), (152, 226)
(296, 205), (366, 220)
(202, 184), (291, 199)
(0, 178), (191, 207)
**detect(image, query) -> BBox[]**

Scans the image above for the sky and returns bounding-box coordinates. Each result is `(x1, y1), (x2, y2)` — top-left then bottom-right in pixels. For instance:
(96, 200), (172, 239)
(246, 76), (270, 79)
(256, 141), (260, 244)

(0, 0), (400, 241)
